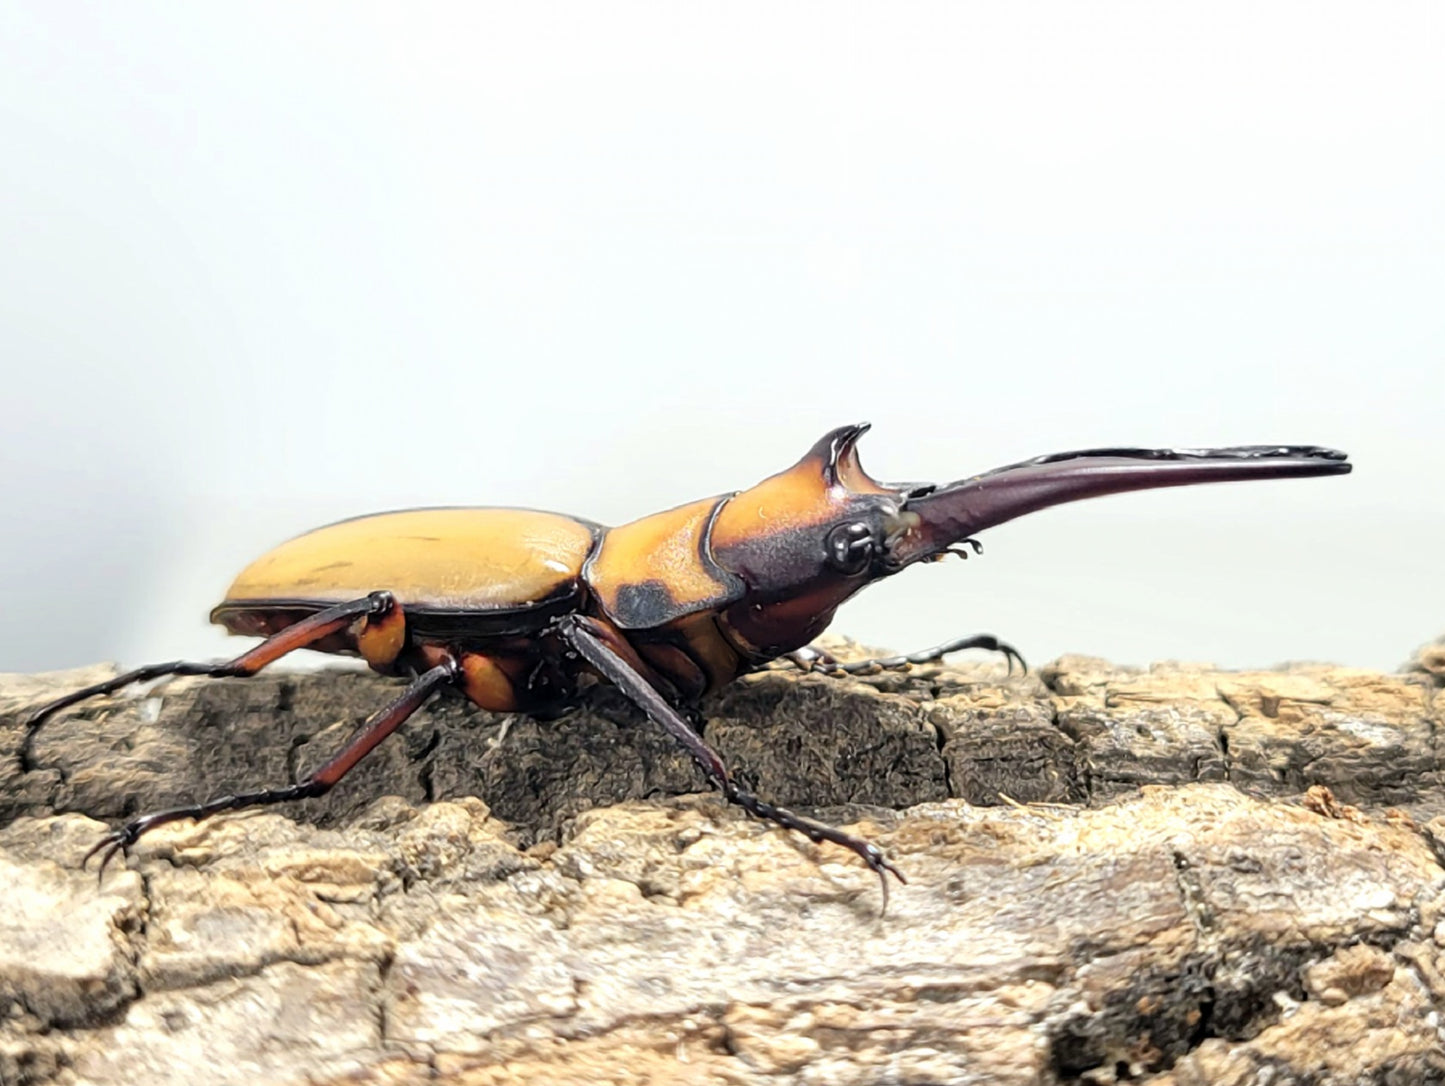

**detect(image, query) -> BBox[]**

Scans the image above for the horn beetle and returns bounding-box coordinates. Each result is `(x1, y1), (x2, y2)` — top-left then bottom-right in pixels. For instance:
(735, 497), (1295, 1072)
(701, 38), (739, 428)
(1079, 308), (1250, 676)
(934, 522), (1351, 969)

(24, 425), (1350, 903)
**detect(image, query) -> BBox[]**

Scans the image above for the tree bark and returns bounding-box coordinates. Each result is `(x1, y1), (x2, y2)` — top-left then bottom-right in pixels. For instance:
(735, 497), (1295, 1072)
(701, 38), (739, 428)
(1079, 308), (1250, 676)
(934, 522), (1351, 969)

(2, 636), (1443, 1085)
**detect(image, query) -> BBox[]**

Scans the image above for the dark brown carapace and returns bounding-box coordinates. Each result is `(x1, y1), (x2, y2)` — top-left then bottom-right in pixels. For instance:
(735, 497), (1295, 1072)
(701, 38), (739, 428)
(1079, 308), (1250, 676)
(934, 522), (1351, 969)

(24, 425), (1351, 904)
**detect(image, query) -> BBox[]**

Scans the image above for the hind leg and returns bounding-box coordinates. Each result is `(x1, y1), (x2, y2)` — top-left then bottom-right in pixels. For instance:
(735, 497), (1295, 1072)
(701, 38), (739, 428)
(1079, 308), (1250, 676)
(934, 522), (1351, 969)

(22, 591), (400, 769)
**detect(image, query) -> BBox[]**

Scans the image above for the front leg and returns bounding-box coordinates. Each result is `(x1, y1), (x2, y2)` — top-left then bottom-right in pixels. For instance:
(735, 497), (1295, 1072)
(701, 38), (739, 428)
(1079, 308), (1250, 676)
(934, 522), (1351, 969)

(556, 615), (905, 911)
(783, 633), (1026, 676)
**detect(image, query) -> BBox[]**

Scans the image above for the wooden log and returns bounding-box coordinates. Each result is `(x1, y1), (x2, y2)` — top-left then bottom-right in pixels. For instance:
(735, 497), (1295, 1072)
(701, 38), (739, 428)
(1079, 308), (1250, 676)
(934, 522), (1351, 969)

(2, 636), (1443, 1084)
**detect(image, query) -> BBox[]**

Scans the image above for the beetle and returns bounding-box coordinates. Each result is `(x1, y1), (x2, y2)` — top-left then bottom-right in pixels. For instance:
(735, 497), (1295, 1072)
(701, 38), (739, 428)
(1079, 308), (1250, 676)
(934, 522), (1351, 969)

(23, 425), (1350, 902)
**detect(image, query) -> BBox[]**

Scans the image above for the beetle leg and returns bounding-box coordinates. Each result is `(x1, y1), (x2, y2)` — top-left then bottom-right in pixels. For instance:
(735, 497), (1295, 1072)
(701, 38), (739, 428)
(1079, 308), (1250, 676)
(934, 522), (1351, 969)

(82, 658), (459, 881)
(780, 644), (839, 672)
(22, 592), (398, 771)
(799, 634), (1026, 677)
(557, 615), (905, 911)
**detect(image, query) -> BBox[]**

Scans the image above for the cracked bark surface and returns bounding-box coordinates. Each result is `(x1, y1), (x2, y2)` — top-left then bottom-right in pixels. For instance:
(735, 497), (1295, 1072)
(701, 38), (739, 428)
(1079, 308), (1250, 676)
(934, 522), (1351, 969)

(2, 634), (1444, 1085)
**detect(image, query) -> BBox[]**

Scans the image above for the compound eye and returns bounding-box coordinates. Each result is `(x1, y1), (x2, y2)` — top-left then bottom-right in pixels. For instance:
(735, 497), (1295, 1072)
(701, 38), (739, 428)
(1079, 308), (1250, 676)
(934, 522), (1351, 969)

(825, 521), (875, 575)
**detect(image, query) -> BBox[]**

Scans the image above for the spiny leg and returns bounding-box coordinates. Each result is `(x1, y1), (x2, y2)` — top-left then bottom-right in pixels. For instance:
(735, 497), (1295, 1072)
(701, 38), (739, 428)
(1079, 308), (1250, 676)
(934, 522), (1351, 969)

(22, 592), (397, 771)
(784, 632), (1026, 676)
(558, 615), (904, 911)
(84, 658), (458, 879)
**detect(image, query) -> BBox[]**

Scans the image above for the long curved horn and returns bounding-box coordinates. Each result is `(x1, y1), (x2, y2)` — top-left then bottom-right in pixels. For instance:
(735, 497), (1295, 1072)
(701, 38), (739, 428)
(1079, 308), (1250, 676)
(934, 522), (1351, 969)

(886, 445), (1350, 569)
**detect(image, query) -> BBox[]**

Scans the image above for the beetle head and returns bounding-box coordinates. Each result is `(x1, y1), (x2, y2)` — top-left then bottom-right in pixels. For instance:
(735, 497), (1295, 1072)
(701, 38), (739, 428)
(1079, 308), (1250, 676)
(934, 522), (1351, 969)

(710, 424), (912, 653)
(710, 426), (1351, 658)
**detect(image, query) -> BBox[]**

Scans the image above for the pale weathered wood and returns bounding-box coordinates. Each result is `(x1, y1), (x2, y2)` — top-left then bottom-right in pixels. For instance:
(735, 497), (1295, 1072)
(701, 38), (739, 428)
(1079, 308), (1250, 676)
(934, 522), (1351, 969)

(2, 636), (1443, 1085)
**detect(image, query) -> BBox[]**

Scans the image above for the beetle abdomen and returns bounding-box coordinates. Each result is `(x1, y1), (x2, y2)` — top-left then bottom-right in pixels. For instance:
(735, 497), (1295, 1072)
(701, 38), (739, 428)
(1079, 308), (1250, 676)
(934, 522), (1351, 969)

(214, 508), (601, 618)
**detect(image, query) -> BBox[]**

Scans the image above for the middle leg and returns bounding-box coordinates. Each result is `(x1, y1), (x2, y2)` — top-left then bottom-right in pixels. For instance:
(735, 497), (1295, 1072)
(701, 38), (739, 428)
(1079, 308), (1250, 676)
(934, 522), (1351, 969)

(85, 658), (460, 877)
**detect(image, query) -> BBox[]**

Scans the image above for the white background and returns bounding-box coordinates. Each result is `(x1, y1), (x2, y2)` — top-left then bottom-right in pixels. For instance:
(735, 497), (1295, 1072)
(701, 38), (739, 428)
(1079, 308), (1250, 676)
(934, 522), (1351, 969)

(1, 3), (1440, 674)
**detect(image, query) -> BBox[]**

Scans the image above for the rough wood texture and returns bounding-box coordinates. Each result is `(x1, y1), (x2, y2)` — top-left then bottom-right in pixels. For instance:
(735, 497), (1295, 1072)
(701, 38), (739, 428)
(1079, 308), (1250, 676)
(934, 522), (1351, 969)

(3, 635), (1444, 1085)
